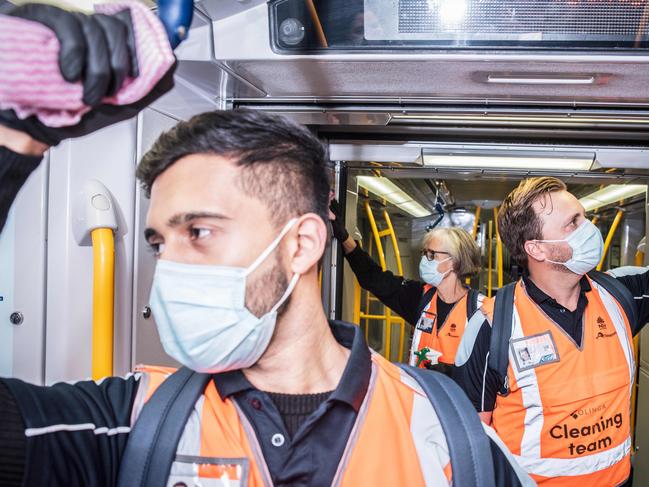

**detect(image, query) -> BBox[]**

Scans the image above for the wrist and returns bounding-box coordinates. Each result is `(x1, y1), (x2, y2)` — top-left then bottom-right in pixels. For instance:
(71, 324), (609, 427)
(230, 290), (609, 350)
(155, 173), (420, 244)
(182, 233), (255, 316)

(0, 125), (49, 156)
(342, 237), (357, 255)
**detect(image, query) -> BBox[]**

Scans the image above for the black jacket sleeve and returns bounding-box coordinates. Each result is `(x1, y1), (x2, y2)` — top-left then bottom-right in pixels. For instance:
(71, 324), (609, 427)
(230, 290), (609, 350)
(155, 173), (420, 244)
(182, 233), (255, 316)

(0, 146), (43, 233)
(453, 318), (503, 412)
(0, 375), (140, 487)
(345, 244), (426, 326)
(0, 381), (25, 487)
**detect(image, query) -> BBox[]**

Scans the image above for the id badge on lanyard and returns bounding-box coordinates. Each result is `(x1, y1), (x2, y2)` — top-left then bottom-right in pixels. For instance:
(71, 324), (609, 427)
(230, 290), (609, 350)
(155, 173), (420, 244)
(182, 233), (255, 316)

(416, 311), (437, 334)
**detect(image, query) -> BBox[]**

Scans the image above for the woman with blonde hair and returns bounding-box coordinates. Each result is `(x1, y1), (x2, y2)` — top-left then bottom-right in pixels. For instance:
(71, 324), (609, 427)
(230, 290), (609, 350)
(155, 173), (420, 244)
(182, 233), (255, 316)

(330, 201), (482, 375)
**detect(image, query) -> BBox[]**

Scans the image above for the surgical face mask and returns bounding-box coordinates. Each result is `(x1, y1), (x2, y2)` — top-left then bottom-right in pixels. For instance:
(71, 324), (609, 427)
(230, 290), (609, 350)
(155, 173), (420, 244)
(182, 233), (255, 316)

(419, 256), (452, 287)
(536, 220), (603, 275)
(149, 218), (300, 373)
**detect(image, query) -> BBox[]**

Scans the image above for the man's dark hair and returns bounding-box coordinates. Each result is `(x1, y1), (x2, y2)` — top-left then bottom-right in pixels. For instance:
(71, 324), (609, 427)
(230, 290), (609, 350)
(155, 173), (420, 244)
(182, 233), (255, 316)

(137, 109), (330, 226)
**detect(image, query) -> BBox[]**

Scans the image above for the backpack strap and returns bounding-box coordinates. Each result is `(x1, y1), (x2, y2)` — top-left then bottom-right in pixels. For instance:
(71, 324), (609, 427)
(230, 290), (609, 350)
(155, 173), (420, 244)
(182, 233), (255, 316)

(417, 285), (436, 317)
(466, 288), (480, 319)
(117, 367), (212, 487)
(588, 270), (638, 328)
(487, 281), (517, 393)
(398, 364), (495, 487)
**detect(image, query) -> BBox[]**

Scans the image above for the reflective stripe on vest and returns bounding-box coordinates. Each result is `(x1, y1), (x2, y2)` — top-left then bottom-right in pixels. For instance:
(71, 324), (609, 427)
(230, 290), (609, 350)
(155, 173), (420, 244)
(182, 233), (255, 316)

(410, 288), (470, 366)
(492, 278), (634, 485)
(132, 353), (452, 487)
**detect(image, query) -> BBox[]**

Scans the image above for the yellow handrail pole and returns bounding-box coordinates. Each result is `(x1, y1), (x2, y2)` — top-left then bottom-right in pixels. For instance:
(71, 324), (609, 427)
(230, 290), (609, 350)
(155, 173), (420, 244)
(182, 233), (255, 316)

(365, 201), (391, 359)
(467, 206), (481, 285)
(596, 209), (624, 271)
(304, 0), (329, 48)
(494, 207), (503, 289)
(364, 238), (373, 341)
(383, 209), (403, 276)
(591, 215), (599, 225)
(487, 220), (493, 298)
(91, 228), (114, 380)
(635, 250), (645, 266)
(396, 317), (406, 363)
(365, 201), (387, 270)
(383, 209), (407, 360)
(353, 277), (361, 325)
(384, 307), (392, 361)
(472, 206), (482, 239)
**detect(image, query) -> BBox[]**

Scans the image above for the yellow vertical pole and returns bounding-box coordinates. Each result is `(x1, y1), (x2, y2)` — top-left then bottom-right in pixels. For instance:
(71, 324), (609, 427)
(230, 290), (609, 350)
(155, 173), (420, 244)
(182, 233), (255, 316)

(91, 228), (114, 380)
(353, 278), (361, 325)
(487, 220), (493, 298)
(365, 201), (387, 270)
(383, 209), (403, 276)
(472, 206), (482, 239)
(467, 206), (481, 285)
(591, 215), (599, 225)
(365, 201), (391, 359)
(494, 207), (503, 289)
(596, 210), (624, 271)
(635, 250), (645, 266)
(383, 209), (406, 361)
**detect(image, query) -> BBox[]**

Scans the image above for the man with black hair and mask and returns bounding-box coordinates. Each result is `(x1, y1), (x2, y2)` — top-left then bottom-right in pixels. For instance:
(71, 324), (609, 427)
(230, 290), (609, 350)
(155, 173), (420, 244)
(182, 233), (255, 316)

(455, 176), (649, 486)
(0, 109), (533, 486)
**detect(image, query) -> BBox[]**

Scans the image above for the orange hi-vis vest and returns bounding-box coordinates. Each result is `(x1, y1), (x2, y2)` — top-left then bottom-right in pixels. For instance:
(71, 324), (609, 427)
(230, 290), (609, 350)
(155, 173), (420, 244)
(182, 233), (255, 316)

(131, 353), (453, 487)
(487, 278), (635, 486)
(410, 286), (470, 366)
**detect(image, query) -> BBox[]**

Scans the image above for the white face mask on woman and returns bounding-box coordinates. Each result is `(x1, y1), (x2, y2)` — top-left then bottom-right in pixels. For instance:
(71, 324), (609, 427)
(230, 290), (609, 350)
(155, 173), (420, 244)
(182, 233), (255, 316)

(534, 220), (604, 275)
(149, 218), (300, 373)
(419, 256), (452, 287)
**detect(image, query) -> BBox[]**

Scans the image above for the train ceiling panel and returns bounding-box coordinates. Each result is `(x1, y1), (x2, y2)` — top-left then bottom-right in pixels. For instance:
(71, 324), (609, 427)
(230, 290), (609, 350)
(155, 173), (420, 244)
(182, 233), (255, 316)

(176, 0), (649, 108)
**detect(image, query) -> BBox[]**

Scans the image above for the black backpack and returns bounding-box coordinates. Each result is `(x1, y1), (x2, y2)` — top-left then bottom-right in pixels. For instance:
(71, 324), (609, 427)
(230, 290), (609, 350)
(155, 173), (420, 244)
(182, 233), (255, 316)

(117, 365), (496, 487)
(488, 270), (637, 393)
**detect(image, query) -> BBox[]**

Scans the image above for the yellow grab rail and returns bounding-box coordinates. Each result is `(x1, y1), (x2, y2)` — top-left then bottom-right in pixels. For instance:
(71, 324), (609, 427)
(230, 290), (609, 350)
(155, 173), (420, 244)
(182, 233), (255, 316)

(365, 200), (387, 270)
(383, 209), (403, 276)
(494, 207), (503, 289)
(635, 250), (645, 266)
(467, 206), (481, 285)
(487, 220), (493, 297)
(596, 209), (624, 271)
(91, 228), (115, 380)
(361, 201), (406, 362)
(472, 206), (482, 240)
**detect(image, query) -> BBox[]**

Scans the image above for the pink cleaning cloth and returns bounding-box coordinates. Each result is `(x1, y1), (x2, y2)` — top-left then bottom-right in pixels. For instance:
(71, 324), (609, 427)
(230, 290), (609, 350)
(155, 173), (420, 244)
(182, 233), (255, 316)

(0, 1), (175, 127)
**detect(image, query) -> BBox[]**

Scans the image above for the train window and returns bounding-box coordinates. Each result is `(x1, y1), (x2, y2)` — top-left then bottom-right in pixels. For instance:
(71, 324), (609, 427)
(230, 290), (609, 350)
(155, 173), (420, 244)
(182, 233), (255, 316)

(270, 0), (649, 52)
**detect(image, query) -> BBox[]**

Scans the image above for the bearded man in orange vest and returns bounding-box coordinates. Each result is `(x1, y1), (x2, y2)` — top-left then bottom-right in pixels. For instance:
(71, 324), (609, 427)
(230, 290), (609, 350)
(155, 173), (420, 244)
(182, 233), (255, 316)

(455, 176), (648, 486)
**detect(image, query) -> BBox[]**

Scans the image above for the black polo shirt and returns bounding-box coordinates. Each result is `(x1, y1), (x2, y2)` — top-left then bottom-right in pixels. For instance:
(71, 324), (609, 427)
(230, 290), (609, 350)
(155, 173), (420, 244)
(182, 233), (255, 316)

(212, 321), (371, 487)
(522, 273), (590, 346)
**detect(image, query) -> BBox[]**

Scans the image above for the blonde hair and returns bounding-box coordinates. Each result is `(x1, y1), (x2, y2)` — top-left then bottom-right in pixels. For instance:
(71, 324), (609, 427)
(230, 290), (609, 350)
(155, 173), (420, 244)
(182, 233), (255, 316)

(422, 227), (481, 278)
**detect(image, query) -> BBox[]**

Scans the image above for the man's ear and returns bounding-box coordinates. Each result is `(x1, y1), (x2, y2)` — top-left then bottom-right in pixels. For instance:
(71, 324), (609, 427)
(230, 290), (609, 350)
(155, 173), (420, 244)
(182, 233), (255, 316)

(289, 214), (328, 274)
(524, 240), (546, 263)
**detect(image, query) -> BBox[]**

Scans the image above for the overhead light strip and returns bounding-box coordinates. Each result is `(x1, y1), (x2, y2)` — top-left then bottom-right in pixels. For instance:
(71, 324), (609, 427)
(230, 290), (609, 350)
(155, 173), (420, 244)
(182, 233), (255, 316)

(580, 185), (647, 212)
(357, 176), (431, 218)
(422, 152), (594, 171)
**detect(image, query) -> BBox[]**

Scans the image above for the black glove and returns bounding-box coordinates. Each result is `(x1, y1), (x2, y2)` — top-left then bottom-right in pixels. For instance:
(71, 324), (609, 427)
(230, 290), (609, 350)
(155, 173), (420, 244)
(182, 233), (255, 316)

(8, 3), (138, 106)
(0, 61), (176, 147)
(329, 199), (350, 242)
